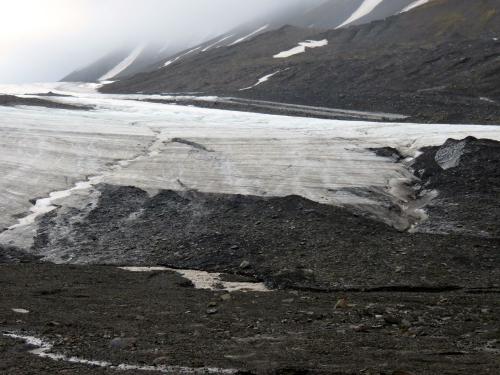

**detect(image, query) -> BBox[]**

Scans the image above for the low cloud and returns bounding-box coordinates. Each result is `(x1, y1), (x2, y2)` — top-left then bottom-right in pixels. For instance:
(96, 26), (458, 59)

(0, 0), (315, 83)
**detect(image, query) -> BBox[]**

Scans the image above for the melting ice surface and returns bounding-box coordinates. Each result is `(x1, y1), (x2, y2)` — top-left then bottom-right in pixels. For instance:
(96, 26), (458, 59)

(0, 81), (500, 235)
(119, 267), (270, 292)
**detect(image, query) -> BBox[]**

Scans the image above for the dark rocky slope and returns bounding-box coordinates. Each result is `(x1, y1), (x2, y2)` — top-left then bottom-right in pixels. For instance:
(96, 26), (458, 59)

(0, 95), (92, 110)
(63, 0), (417, 83)
(20, 138), (499, 293)
(102, 0), (500, 124)
(412, 136), (500, 237)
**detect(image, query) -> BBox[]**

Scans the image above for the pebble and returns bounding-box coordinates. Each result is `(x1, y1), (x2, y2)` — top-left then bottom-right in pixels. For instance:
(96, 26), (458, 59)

(335, 298), (351, 309)
(110, 337), (137, 350)
(239, 260), (251, 269)
(153, 356), (170, 365)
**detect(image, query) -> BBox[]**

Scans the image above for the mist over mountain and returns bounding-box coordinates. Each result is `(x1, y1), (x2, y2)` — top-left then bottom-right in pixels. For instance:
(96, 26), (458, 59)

(0, 0), (315, 83)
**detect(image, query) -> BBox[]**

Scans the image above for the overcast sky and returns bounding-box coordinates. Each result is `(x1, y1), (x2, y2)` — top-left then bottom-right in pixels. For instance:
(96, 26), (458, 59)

(0, 0), (309, 83)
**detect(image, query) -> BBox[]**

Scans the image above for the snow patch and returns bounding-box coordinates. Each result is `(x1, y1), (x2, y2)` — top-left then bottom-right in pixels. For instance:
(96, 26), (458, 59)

(99, 45), (145, 81)
(163, 47), (200, 67)
(229, 25), (269, 46)
(400, 0), (431, 13)
(202, 35), (234, 52)
(337, 0), (384, 28)
(239, 70), (284, 91)
(3, 333), (236, 374)
(273, 39), (328, 59)
(119, 267), (270, 292)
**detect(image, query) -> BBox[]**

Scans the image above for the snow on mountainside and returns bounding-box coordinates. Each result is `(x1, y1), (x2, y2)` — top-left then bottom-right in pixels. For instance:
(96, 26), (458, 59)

(62, 0), (419, 83)
(101, 0), (500, 125)
(337, 0), (385, 28)
(99, 44), (145, 81)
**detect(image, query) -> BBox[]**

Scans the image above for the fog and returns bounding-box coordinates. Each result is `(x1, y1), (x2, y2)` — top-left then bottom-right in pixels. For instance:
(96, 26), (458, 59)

(0, 0), (316, 83)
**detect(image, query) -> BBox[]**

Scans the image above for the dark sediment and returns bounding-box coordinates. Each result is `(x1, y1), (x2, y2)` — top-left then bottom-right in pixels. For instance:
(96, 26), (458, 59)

(0, 95), (93, 110)
(1, 264), (499, 374)
(412, 136), (500, 237)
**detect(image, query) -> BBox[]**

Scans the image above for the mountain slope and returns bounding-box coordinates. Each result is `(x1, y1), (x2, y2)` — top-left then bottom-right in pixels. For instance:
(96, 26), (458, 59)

(63, 0), (417, 83)
(101, 0), (500, 124)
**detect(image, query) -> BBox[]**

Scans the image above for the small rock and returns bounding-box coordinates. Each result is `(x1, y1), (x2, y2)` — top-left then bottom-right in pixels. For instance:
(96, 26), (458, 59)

(110, 337), (137, 350)
(206, 308), (218, 315)
(177, 279), (195, 288)
(11, 308), (29, 314)
(153, 357), (170, 366)
(239, 260), (251, 269)
(220, 294), (232, 301)
(400, 319), (412, 329)
(230, 245), (239, 250)
(384, 313), (402, 325)
(335, 298), (350, 309)
(351, 324), (369, 333)
(208, 301), (218, 307)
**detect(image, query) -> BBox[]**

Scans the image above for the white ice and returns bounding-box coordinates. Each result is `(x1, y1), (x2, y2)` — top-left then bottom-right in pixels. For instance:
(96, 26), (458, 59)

(1, 82), (500, 237)
(229, 25), (269, 46)
(273, 40), (328, 59)
(337, 0), (384, 29)
(3, 333), (236, 374)
(119, 267), (269, 292)
(400, 0), (431, 13)
(99, 44), (145, 82)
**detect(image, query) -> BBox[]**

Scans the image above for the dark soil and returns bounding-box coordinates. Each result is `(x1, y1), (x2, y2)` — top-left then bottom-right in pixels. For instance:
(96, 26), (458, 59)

(1, 264), (499, 374)
(0, 95), (93, 110)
